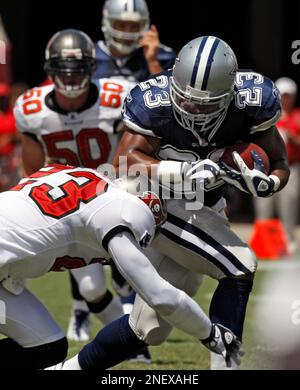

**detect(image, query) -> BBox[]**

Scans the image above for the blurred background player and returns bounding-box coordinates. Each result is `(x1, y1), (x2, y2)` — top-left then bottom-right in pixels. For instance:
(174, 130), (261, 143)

(254, 77), (300, 254)
(0, 17), (22, 192)
(94, 0), (176, 83)
(0, 82), (20, 192)
(14, 29), (136, 345)
(0, 15), (12, 85)
(66, 0), (176, 362)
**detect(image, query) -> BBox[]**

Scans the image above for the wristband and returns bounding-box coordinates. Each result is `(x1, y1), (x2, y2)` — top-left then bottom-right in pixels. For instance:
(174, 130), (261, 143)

(269, 174), (280, 192)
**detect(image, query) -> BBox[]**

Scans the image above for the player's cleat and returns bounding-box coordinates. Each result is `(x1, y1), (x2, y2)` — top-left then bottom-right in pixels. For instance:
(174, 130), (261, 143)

(127, 346), (152, 364)
(67, 310), (91, 342)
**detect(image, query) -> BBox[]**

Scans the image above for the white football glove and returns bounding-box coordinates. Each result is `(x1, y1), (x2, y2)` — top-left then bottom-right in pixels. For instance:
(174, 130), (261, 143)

(201, 323), (244, 368)
(157, 159), (222, 198)
(219, 150), (280, 197)
(184, 159), (221, 191)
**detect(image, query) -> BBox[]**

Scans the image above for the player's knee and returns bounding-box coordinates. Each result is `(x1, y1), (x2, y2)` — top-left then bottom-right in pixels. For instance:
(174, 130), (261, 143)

(246, 247), (257, 275)
(79, 275), (107, 302)
(241, 246), (257, 275)
(143, 327), (171, 346)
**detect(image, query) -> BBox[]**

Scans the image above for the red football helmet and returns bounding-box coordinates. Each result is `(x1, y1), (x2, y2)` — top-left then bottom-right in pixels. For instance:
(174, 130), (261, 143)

(138, 190), (167, 227)
(115, 176), (167, 227)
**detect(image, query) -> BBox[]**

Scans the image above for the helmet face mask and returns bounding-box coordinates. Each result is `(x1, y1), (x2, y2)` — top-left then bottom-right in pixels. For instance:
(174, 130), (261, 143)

(103, 19), (147, 55)
(102, 0), (150, 55)
(170, 76), (233, 138)
(44, 29), (97, 99)
(52, 73), (90, 99)
(170, 36), (237, 141)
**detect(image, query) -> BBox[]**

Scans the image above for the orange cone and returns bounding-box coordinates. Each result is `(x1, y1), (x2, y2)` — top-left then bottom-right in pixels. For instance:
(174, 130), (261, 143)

(249, 219), (290, 260)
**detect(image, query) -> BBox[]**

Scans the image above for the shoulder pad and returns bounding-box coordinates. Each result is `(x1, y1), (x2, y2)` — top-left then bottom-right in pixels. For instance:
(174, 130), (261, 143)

(234, 71), (281, 133)
(122, 71), (172, 137)
(14, 85), (53, 134)
(91, 188), (156, 252)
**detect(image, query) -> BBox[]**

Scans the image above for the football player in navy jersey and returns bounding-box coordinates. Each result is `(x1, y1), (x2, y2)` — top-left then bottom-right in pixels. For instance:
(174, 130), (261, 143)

(112, 36), (289, 369)
(94, 0), (176, 83)
(51, 36), (289, 371)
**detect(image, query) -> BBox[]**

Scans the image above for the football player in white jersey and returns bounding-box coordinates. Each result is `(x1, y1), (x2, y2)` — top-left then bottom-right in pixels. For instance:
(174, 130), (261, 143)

(14, 29), (135, 342)
(0, 165), (241, 369)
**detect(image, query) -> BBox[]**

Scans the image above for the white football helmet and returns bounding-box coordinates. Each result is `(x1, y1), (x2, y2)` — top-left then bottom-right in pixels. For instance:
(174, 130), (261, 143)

(170, 36), (238, 141)
(102, 0), (150, 55)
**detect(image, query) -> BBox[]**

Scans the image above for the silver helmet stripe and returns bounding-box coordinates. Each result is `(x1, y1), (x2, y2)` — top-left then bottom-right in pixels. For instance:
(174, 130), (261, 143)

(190, 36), (208, 88)
(125, 0), (135, 12)
(191, 36), (219, 90)
(201, 37), (220, 90)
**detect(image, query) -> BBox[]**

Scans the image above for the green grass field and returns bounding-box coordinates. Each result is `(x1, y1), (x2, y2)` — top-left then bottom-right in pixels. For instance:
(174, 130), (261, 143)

(26, 254), (299, 370)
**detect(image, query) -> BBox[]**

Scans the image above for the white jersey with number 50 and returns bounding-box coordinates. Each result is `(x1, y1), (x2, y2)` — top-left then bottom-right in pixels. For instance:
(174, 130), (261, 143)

(14, 78), (135, 168)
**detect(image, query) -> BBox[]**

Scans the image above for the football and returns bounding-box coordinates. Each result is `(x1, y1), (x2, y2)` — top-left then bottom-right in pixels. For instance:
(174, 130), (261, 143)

(220, 142), (270, 175)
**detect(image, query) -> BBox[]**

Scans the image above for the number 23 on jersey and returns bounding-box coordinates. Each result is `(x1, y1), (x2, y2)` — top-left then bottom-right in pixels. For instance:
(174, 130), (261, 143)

(10, 165), (108, 219)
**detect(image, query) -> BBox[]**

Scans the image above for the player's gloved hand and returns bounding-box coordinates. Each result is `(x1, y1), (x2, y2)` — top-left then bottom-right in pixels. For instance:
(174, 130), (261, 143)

(183, 159), (221, 191)
(201, 323), (244, 368)
(219, 150), (280, 197)
(157, 159), (221, 196)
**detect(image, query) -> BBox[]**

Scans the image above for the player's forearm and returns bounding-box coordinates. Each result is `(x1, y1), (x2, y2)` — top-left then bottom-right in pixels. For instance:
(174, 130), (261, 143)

(125, 150), (159, 176)
(147, 59), (163, 75)
(112, 130), (161, 176)
(252, 126), (290, 190)
(22, 158), (45, 177)
(114, 150), (158, 176)
(22, 161), (43, 177)
(21, 134), (45, 176)
(269, 165), (290, 191)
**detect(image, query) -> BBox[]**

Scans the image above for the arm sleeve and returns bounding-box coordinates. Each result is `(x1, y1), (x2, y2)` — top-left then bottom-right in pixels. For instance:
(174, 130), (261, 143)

(89, 189), (156, 252)
(122, 87), (161, 138)
(250, 79), (281, 134)
(108, 232), (212, 340)
(108, 231), (172, 305)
